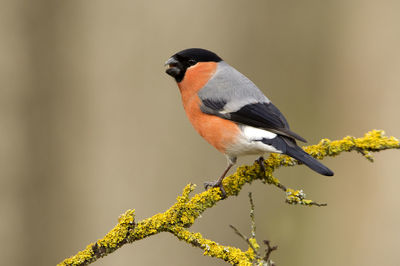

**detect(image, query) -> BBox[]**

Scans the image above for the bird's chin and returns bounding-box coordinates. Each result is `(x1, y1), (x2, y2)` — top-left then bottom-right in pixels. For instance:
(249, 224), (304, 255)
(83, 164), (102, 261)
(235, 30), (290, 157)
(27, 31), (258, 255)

(165, 66), (181, 78)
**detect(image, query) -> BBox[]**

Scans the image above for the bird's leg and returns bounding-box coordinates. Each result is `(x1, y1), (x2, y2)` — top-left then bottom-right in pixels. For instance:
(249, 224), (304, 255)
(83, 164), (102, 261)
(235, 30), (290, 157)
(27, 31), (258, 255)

(204, 162), (234, 198)
(256, 156), (266, 174)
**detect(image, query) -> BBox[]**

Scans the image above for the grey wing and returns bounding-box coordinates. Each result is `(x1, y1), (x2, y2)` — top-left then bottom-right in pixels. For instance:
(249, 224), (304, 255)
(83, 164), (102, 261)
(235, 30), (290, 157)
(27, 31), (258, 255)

(198, 62), (307, 143)
(198, 61), (271, 113)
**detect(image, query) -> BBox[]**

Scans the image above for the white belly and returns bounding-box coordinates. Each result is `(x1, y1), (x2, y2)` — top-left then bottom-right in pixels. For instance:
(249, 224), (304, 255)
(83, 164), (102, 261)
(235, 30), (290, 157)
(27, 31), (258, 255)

(224, 125), (282, 157)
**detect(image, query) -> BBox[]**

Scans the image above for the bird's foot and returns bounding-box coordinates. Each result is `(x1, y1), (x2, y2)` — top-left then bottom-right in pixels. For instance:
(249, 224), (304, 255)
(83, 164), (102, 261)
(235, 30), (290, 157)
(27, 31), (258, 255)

(256, 156), (266, 174)
(204, 180), (226, 199)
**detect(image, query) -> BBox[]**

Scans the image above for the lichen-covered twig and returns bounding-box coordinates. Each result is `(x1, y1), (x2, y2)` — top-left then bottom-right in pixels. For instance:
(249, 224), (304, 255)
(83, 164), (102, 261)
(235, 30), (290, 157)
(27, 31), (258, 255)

(230, 192), (277, 265)
(249, 192), (256, 239)
(58, 130), (399, 265)
(60, 210), (135, 265)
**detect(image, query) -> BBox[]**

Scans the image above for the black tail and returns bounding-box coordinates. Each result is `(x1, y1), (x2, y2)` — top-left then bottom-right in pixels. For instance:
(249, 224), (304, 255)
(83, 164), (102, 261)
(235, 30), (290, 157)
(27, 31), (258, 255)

(285, 145), (334, 176)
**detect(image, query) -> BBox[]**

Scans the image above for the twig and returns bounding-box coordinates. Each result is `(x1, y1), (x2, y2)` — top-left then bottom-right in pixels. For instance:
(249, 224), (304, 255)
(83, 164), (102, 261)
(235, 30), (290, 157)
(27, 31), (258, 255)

(263, 240), (278, 263)
(249, 192), (256, 239)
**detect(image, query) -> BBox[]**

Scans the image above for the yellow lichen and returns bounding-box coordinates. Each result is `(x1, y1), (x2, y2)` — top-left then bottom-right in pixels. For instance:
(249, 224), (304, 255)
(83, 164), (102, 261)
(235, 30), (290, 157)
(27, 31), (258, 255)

(248, 238), (260, 251)
(170, 226), (255, 265)
(59, 244), (95, 265)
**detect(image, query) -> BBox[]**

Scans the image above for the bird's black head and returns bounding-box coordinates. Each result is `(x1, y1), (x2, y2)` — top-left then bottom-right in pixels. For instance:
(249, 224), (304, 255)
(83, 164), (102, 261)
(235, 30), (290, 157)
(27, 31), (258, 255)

(165, 48), (222, 82)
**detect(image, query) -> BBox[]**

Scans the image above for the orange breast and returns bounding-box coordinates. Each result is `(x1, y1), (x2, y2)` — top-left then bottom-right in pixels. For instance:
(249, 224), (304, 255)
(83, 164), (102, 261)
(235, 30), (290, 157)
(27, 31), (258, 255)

(178, 62), (240, 153)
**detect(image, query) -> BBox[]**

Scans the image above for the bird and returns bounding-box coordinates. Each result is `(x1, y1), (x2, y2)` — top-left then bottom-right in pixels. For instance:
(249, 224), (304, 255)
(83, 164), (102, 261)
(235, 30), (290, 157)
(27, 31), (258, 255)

(165, 48), (333, 196)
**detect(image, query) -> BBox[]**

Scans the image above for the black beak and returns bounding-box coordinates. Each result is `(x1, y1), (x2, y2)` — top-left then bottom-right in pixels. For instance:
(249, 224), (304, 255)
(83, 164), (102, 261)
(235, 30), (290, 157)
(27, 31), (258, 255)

(165, 57), (181, 78)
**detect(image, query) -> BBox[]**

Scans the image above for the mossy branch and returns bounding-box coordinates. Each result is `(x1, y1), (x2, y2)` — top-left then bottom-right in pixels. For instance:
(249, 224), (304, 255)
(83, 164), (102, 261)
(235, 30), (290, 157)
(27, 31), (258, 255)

(58, 130), (399, 265)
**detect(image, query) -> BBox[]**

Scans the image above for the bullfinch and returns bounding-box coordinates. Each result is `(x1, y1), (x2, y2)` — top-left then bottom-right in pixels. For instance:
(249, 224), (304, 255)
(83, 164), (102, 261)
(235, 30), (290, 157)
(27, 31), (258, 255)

(165, 48), (333, 196)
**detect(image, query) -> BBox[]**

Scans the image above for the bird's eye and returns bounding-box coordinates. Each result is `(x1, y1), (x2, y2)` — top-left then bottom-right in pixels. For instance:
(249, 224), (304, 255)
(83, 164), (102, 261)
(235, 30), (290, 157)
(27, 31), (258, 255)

(188, 59), (197, 65)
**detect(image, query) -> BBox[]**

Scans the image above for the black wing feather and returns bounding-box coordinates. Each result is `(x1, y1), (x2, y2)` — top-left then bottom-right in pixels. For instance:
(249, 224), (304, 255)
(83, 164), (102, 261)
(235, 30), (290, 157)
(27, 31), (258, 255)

(202, 98), (227, 111)
(230, 102), (287, 129)
(200, 100), (307, 143)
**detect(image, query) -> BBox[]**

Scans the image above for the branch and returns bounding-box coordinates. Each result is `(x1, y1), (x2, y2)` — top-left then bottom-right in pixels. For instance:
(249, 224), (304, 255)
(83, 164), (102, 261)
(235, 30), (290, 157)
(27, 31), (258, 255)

(58, 130), (399, 265)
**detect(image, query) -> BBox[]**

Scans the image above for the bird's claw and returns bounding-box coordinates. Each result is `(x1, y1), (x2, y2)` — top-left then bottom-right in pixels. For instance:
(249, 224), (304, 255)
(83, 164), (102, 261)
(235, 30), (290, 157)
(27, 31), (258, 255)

(204, 180), (227, 198)
(256, 156), (266, 174)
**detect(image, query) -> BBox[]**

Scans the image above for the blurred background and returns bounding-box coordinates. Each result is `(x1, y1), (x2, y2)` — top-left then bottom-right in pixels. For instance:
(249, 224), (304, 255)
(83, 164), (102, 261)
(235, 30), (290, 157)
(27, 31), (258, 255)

(1, 0), (399, 265)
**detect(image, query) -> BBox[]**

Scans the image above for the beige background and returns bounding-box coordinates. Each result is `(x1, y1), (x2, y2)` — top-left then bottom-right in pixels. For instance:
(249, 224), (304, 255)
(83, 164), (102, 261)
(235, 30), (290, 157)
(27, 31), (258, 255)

(1, 1), (399, 265)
